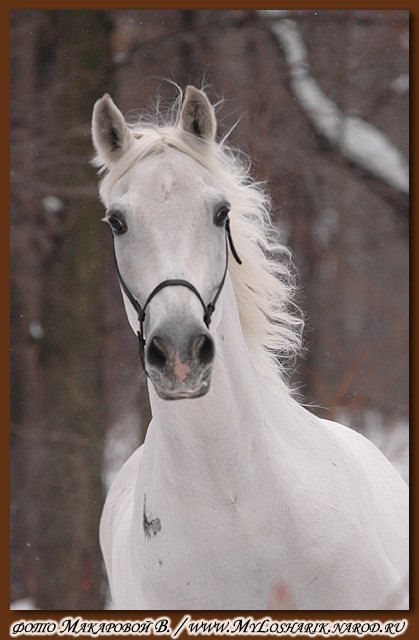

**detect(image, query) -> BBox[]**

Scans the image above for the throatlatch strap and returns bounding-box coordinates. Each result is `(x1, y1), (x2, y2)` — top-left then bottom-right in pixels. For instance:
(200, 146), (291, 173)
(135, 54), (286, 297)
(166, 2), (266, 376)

(225, 218), (242, 266)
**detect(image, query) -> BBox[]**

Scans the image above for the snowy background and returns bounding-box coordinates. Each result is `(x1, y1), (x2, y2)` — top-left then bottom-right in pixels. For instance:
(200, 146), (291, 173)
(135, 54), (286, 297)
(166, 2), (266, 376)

(11, 10), (408, 609)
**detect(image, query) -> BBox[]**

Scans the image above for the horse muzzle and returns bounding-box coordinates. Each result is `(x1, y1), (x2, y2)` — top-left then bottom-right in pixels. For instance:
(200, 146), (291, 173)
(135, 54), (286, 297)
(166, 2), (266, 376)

(145, 327), (215, 400)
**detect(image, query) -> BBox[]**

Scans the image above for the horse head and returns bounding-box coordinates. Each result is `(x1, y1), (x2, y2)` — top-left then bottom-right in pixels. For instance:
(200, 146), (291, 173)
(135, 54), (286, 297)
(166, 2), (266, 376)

(92, 87), (239, 400)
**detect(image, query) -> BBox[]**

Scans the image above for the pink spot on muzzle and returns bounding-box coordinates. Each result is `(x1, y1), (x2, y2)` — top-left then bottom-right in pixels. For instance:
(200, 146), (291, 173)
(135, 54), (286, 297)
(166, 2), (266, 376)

(173, 355), (190, 382)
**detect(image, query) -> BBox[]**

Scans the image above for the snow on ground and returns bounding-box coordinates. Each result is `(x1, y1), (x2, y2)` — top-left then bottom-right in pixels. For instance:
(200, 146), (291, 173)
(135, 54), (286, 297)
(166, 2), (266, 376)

(10, 598), (38, 610)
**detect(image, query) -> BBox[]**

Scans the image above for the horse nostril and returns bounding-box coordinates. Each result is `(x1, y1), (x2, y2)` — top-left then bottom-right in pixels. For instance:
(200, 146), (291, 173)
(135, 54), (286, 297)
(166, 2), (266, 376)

(193, 334), (215, 366)
(147, 336), (168, 370)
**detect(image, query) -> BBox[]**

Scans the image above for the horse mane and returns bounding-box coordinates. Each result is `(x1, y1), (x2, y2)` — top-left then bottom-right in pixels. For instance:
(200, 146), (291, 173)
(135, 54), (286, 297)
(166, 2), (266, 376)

(93, 92), (304, 391)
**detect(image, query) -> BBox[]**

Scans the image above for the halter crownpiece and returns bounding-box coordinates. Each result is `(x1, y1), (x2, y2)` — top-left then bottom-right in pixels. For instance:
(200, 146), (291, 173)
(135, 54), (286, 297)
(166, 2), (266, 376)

(111, 216), (242, 375)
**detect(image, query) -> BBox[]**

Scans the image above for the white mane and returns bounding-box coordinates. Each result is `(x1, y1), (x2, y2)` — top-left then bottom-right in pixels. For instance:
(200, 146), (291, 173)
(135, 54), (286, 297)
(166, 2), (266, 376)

(94, 100), (303, 389)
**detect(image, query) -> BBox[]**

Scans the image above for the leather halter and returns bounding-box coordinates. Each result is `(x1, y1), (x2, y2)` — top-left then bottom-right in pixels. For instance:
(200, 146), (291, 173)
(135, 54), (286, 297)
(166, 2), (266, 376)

(112, 217), (242, 374)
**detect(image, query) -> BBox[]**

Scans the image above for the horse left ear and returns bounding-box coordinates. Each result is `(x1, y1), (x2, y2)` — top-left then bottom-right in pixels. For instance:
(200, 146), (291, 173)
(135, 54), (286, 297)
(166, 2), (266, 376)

(180, 86), (216, 141)
(92, 93), (134, 166)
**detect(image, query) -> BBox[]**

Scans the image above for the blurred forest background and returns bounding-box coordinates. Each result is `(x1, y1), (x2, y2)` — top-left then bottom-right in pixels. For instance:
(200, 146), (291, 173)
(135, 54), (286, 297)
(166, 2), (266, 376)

(10, 10), (409, 610)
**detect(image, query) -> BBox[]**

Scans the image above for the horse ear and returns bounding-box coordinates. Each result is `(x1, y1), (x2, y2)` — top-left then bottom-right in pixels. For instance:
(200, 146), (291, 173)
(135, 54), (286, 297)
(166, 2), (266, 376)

(179, 86), (216, 141)
(92, 94), (134, 166)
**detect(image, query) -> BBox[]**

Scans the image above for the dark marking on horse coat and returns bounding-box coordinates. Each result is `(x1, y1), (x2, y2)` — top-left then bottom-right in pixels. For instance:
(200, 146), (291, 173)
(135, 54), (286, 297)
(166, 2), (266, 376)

(143, 494), (161, 539)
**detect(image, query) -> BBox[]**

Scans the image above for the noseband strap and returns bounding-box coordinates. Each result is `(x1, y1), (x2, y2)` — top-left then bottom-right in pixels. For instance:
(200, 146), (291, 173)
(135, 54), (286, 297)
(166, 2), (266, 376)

(111, 217), (241, 375)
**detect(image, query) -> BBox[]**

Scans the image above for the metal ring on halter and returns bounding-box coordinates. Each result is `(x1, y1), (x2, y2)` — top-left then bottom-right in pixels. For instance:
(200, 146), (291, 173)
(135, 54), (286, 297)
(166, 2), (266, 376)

(111, 217), (242, 376)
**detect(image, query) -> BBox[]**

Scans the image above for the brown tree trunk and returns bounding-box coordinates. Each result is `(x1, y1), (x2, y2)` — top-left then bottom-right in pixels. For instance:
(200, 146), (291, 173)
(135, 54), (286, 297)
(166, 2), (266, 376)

(11, 10), (112, 609)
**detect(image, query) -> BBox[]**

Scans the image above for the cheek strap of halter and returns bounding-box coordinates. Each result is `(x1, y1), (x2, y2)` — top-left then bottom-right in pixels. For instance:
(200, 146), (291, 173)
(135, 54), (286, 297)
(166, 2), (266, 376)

(111, 217), (242, 373)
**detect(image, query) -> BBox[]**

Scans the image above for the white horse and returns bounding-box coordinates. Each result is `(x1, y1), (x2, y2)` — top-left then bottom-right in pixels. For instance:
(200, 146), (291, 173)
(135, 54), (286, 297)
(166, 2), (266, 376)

(91, 86), (408, 610)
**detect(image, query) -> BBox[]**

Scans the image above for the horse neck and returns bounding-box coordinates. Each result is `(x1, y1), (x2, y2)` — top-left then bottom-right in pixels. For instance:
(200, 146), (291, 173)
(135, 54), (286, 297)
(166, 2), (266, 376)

(143, 276), (287, 499)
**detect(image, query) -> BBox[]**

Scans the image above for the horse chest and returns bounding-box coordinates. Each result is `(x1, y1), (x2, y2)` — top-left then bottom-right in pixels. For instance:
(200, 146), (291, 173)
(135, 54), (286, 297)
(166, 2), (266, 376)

(133, 491), (285, 609)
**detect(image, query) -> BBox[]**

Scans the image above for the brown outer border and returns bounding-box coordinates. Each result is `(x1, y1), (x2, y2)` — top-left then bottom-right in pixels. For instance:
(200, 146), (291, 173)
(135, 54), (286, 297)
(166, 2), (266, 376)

(6, 3), (415, 639)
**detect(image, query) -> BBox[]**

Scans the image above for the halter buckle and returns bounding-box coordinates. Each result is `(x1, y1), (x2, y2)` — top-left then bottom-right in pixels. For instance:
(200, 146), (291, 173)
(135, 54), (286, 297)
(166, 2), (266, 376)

(204, 303), (215, 327)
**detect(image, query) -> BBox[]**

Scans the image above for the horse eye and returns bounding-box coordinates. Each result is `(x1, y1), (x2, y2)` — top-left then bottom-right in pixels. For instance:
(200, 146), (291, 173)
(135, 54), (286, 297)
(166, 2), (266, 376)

(107, 214), (127, 235)
(214, 206), (230, 226)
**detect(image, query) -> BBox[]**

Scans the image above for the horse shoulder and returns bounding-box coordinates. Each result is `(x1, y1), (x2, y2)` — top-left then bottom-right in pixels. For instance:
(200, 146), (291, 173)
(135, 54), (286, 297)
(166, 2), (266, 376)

(274, 412), (408, 607)
(317, 417), (408, 578)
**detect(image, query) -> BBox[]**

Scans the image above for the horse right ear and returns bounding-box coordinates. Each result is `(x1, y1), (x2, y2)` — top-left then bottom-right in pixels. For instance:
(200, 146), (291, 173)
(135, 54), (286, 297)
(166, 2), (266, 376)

(180, 86), (216, 141)
(92, 94), (134, 166)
